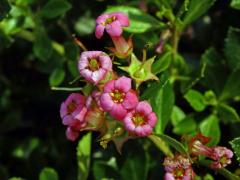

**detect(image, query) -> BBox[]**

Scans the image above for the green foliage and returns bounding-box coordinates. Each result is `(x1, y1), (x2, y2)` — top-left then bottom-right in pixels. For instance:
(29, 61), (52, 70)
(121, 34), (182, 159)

(230, 0), (240, 10)
(49, 68), (65, 86)
(182, 0), (216, 28)
(152, 51), (172, 75)
(0, 0), (10, 21)
(106, 6), (164, 33)
(77, 132), (92, 180)
(40, 0), (72, 19)
(217, 103), (240, 123)
(173, 116), (197, 135)
(200, 115), (220, 146)
(229, 137), (240, 163)
(224, 27), (240, 70)
(39, 168), (59, 180)
(143, 73), (174, 133)
(184, 89), (206, 112)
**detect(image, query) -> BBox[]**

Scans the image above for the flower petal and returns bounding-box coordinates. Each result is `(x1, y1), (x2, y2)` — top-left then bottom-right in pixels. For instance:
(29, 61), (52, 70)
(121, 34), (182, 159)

(99, 54), (112, 70)
(147, 112), (157, 127)
(95, 24), (105, 39)
(136, 101), (152, 116)
(122, 91), (138, 110)
(100, 93), (114, 111)
(80, 69), (93, 82)
(123, 113), (135, 131)
(62, 115), (76, 126)
(66, 127), (79, 141)
(114, 76), (131, 92)
(60, 102), (67, 118)
(92, 68), (106, 84)
(96, 14), (109, 24)
(106, 21), (122, 37)
(111, 12), (129, 26)
(110, 104), (127, 120)
(103, 80), (115, 93)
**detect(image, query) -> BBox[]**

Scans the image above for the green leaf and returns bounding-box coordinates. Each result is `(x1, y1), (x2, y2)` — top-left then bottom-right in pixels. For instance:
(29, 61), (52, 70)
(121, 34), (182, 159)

(0, 0), (10, 21)
(231, 0), (240, 10)
(106, 6), (164, 33)
(33, 30), (53, 61)
(120, 147), (148, 180)
(182, 0), (216, 28)
(224, 27), (240, 70)
(200, 47), (227, 96)
(173, 117), (197, 135)
(220, 68), (240, 100)
(156, 134), (189, 155)
(148, 73), (174, 133)
(217, 103), (240, 123)
(39, 167), (59, 180)
(49, 68), (65, 86)
(93, 161), (120, 180)
(40, 0), (72, 19)
(74, 12), (95, 36)
(152, 51), (172, 75)
(171, 106), (186, 126)
(200, 114), (220, 146)
(184, 89), (206, 112)
(229, 137), (240, 163)
(77, 132), (91, 180)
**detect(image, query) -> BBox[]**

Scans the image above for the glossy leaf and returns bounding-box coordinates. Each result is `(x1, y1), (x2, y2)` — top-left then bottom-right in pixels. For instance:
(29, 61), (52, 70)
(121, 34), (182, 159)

(220, 68), (240, 100)
(155, 134), (189, 155)
(49, 68), (65, 86)
(148, 73), (174, 133)
(184, 89), (206, 112)
(200, 114), (220, 146)
(173, 117), (197, 135)
(171, 106), (186, 126)
(182, 0), (216, 28)
(106, 6), (164, 33)
(152, 51), (172, 75)
(77, 132), (92, 180)
(39, 167), (59, 180)
(224, 27), (240, 70)
(40, 0), (72, 19)
(229, 137), (240, 163)
(33, 30), (53, 61)
(217, 103), (240, 123)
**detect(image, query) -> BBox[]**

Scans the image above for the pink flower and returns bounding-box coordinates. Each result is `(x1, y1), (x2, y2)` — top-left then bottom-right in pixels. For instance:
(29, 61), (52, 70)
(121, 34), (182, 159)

(95, 12), (129, 39)
(100, 76), (138, 120)
(163, 155), (195, 180)
(66, 126), (80, 141)
(123, 101), (157, 136)
(60, 93), (87, 128)
(210, 146), (233, 169)
(78, 51), (112, 85)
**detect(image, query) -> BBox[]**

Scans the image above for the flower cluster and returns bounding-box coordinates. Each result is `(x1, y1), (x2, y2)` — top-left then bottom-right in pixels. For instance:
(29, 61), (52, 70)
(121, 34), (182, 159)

(59, 12), (157, 143)
(163, 155), (195, 180)
(188, 134), (233, 169)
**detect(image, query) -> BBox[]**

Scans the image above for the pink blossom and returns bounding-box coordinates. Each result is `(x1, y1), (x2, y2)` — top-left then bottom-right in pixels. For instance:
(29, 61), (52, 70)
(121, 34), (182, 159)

(163, 155), (195, 180)
(100, 76), (138, 120)
(66, 126), (80, 141)
(78, 51), (112, 85)
(210, 146), (233, 169)
(60, 93), (87, 128)
(95, 12), (129, 39)
(123, 101), (157, 137)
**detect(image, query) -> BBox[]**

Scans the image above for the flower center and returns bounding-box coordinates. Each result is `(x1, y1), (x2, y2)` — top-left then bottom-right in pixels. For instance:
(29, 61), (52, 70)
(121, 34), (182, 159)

(102, 16), (116, 25)
(173, 167), (184, 178)
(67, 101), (77, 113)
(110, 90), (125, 103)
(220, 156), (228, 165)
(89, 58), (100, 71)
(132, 113), (145, 126)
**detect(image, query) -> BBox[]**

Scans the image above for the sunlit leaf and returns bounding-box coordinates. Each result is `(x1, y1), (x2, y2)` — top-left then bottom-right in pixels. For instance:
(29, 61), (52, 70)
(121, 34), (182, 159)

(39, 167), (59, 180)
